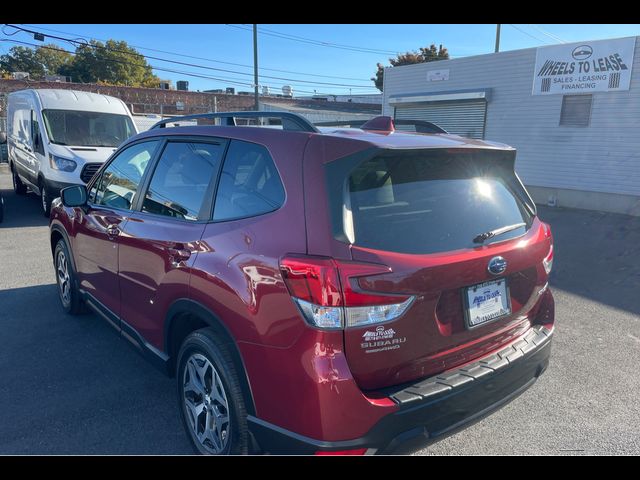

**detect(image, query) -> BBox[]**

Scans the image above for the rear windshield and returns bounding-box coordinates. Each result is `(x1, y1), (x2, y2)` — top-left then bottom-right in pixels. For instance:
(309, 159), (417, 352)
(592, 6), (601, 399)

(329, 149), (534, 255)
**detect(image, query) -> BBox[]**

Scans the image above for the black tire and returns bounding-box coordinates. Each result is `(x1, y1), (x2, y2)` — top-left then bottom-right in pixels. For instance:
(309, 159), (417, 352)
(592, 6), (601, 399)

(54, 239), (84, 315)
(0, 193), (4, 223)
(176, 328), (249, 455)
(11, 165), (27, 195)
(39, 179), (52, 218)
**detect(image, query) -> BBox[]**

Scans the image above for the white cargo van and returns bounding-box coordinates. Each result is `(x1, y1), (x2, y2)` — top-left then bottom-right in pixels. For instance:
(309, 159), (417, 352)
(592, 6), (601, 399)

(7, 89), (137, 216)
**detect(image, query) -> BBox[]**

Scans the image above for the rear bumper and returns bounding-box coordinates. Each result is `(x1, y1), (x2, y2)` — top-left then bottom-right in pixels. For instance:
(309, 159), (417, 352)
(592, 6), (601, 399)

(249, 325), (552, 455)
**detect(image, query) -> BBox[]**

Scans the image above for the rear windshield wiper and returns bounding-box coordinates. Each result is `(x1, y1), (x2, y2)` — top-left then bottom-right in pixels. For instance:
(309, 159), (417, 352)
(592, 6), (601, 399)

(473, 222), (526, 244)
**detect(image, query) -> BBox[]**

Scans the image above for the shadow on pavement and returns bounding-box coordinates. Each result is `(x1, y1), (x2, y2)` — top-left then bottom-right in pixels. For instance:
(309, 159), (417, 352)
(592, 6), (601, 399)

(0, 283), (191, 454)
(0, 183), (50, 229)
(537, 205), (640, 316)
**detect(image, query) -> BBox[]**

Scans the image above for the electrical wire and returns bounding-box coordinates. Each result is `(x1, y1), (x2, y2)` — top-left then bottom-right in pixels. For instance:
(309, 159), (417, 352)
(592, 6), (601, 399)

(528, 24), (567, 44)
(508, 24), (551, 44)
(18, 23), (373, 82)
(226, 24), (400, 55)
(0, 38), (347, 95)
(4, 24), (377, 90)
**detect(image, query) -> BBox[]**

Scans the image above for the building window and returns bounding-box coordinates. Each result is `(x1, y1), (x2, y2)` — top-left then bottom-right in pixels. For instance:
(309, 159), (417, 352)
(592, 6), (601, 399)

(560, 95), (592, 127)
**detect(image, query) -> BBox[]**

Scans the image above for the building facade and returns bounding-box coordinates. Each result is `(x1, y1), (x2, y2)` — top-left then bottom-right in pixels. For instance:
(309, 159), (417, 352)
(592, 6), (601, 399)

(382, 36), (640, 216)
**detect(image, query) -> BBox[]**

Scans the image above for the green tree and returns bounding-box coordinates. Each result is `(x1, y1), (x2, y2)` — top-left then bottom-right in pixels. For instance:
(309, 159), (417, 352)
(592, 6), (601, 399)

(35, 44), (73, 77)
(0, 46), (45, 79)
(372, 44), (449, 92)
(62, 39), (158, 87)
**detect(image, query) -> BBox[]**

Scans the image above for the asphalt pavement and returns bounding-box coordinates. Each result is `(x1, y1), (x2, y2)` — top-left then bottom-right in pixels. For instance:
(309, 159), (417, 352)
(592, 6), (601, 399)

(1, 163), (639, 455)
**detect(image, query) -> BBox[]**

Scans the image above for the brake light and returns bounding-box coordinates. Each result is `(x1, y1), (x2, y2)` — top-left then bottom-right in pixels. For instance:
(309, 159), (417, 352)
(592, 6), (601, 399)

(280, 256), (414, 330)
(543, 244), (554, 274)
(315, 448), (367, 455)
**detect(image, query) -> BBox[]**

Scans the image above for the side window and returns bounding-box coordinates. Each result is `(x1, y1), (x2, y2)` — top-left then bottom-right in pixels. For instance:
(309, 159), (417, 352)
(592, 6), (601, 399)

(213, 140), (285, 221)
(93, 140), (159, 210)
(141, 141), (224, 221)
(12, 108), (31, 144)
(31, 112), (44, 155)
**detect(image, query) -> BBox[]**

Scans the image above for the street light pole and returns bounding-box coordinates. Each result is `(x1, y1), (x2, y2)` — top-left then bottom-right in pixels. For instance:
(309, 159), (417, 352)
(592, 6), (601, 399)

(495, 24), (501, 53)
(253, 24), (259, 111)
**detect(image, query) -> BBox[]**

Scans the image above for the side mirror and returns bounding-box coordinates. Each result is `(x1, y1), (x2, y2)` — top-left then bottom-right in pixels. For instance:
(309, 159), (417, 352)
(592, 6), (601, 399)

(61, 185), (88, 207)
(0, 132), (6, 144)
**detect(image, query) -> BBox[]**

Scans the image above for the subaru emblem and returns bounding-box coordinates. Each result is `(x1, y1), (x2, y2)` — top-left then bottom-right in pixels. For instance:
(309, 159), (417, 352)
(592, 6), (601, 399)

(488, 256), (507, 276)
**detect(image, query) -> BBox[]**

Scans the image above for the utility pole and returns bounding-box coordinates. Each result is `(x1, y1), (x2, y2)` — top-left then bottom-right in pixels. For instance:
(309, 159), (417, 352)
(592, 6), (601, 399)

(495, 24), (501, 53)
(253, 24), (259, 111)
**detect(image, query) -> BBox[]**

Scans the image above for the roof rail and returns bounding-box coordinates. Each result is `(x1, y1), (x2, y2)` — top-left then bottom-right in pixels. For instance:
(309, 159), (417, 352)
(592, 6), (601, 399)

(394, 119), (448, 134)
(149, 111), (319, 133)
(315, 116), (448, 134)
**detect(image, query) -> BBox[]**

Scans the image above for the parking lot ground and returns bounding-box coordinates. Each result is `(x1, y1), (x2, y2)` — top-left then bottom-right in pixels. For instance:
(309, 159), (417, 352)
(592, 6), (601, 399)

(1, 163), (639, 455)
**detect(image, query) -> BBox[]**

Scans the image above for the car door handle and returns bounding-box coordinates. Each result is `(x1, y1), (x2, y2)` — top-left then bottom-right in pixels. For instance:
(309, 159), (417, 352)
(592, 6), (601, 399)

(106, 225), (121, 239)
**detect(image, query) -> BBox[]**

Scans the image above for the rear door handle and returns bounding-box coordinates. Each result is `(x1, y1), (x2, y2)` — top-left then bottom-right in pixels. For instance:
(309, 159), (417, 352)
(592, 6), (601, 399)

(106, 225), (121, 239)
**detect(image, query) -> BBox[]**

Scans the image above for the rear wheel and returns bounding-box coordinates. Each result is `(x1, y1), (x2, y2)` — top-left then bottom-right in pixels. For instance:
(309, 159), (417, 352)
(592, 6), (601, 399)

(11, 166), (26, 195)
(54, 239), (83, 315)
(39, 179), (52, 218)
(176, 328), (249, 455)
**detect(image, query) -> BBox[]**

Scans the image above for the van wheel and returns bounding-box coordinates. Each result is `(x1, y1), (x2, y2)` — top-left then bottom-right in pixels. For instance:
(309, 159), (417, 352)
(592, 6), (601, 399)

(54, 239), (83, 315)
(40, 179), (52, 217)
(176, 328), (249, 455)
(12, 167), (27, 195)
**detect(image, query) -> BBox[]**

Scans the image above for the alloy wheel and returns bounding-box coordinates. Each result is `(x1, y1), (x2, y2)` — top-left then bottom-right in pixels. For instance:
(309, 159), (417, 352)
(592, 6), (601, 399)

(56, 250), (71, 307)
(41, 188), (47, 214)
(182, 353), (231, 454)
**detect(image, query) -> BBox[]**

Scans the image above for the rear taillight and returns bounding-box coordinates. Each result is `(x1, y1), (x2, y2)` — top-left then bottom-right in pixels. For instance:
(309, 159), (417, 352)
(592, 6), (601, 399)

(543, 244), (554, 274)
(280, 256), (413, 330)
(315, 448), (367, 455)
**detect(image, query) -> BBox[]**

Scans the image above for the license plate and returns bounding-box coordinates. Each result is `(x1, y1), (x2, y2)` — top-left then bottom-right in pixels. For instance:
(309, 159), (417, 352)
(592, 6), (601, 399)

(464, 279), (511, 328)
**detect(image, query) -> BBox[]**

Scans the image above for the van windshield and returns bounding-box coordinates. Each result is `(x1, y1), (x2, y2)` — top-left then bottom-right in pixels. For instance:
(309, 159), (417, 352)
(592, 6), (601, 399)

(42, 109), (135, 147)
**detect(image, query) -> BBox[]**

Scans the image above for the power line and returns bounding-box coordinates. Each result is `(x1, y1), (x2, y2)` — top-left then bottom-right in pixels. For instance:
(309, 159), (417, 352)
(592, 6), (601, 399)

(508, 24), (551, 44)
(226, 24), (400, 55)
(4, 24), (377, 90)
(0, 38), (337, 95)
(528, 24), (567, 44)
(17, 23), (375, 82)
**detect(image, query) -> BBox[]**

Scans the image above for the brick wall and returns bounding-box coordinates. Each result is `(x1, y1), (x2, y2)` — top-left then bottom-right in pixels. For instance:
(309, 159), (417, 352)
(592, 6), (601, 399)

(0, 79), (380, 117)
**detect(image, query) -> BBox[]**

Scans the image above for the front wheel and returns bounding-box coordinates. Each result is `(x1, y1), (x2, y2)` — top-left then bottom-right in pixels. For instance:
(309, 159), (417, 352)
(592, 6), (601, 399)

(176, 328), (249, 455)
(54, 239), (83, 314)
(12, 167), (26, 195)
(40, 180), (52, 218)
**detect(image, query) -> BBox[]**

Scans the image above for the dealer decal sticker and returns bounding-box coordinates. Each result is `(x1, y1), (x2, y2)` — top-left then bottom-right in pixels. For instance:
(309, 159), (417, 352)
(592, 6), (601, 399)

(361, 326), (406, 353)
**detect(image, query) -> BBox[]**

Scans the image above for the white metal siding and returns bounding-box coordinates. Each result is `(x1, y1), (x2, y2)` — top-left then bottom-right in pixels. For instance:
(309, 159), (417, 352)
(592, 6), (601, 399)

(394, 100), (486, 139)
(382, 38), (640, 197)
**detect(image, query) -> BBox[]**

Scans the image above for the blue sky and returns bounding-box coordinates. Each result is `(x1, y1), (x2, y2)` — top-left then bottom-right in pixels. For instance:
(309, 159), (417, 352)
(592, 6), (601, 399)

(2, 24), (640, 95)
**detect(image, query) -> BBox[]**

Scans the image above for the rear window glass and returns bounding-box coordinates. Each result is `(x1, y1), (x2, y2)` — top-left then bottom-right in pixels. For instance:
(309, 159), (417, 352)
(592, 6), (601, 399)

(332, 150), (534, 255)
(213, 140), (285, 221)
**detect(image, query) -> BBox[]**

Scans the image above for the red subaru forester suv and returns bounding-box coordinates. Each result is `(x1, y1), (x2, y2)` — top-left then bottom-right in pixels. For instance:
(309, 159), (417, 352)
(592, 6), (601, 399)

(49, 112), (555, 455)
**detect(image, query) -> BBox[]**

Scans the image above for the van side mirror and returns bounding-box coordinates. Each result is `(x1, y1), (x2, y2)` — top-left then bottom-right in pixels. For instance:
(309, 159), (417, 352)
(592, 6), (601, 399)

(0, 132), (6, 144)
(61, 185), (88, 207)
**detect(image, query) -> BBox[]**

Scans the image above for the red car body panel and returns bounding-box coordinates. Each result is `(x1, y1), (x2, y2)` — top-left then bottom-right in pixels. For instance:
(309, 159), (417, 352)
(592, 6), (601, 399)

(49, 119), (555, 452)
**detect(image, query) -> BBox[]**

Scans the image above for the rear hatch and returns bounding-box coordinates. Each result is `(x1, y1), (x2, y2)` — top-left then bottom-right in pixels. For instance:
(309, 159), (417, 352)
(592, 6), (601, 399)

(326, 147), (552, 391)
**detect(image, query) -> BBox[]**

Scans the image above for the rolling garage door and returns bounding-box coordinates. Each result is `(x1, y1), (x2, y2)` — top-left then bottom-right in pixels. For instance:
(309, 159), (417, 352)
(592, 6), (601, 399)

(394, 99), (487, 139)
